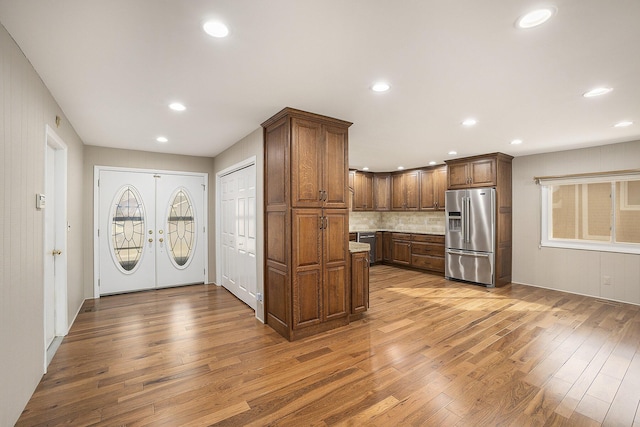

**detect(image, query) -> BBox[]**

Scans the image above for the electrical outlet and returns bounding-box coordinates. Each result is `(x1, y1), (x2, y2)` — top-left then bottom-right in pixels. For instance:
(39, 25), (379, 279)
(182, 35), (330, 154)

(602, 276), (612, 286)
(256, 292), (263, 302)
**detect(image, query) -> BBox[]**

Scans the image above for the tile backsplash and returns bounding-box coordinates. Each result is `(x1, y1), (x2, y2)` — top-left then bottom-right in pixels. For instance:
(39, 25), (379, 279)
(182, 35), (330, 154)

(349, 211), (446, 234)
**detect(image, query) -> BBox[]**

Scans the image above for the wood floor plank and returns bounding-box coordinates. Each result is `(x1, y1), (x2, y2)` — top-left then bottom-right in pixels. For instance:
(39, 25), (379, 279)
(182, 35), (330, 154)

(16, 265), (640, 426)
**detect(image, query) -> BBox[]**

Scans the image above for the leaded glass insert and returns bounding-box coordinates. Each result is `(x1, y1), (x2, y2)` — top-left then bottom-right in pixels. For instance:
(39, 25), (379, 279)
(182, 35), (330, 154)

(111, 186), (145, 272)
(167, 189), (195, 267)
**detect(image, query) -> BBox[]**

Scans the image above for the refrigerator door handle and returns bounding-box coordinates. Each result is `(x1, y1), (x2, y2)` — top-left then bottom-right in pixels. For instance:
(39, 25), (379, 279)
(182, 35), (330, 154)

(464, 196), (470, 243)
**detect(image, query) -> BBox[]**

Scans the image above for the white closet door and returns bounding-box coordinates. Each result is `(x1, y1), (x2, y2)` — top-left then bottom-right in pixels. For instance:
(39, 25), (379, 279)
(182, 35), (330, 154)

(155, 174), (206, 288)
(98, 171), (156, 294)
(220, 171), (239, 297)
(220, 165), (257, 310)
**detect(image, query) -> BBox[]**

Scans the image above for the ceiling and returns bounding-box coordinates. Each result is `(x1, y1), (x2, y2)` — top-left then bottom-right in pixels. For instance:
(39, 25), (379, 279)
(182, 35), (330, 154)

(1, 0), (639, 172)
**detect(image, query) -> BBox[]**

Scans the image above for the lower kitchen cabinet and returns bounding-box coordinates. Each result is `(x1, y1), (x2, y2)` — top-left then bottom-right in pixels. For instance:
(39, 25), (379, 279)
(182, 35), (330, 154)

(410, 234), (445, 273)
(391, 233), (412, 265)
(381, 232), (445, 275)
(350, 250), (369, 319)
(375, 231), (383, 263)
(382, 232), (392, 262)
(291, 208), (349, 336)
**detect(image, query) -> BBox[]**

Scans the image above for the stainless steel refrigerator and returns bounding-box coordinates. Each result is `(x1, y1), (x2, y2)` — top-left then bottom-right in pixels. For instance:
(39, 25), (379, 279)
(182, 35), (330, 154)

(445, 187), (496, 287)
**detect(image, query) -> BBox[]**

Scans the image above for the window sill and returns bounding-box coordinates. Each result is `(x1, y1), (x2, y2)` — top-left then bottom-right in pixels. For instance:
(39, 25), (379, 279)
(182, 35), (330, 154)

(541, 240), (640, 255)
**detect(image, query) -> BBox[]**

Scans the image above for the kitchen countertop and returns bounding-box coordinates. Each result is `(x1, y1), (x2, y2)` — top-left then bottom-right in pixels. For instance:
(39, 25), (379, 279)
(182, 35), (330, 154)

(350, 229), (445, 236)
(349, 242), (370, 253)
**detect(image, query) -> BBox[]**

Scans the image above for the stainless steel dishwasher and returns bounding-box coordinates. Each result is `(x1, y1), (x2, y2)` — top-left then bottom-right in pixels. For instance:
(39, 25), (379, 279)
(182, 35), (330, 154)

(356, 232), (376, 265)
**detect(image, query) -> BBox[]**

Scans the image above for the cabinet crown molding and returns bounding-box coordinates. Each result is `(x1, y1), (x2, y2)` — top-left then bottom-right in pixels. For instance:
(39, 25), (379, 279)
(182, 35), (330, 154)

(445, 152), (513, 164)
(261, 107), (353, 129)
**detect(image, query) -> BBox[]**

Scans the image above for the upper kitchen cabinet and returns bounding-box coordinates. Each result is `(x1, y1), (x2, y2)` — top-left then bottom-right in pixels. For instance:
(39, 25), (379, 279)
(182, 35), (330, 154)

(419, 165), (447, 210)
(373, 173), (391, 211)
(352, 171), (374, 211)
(445, 153), (513, 190)
(272, 111), (350, 208)
(391, 170), (420, 210)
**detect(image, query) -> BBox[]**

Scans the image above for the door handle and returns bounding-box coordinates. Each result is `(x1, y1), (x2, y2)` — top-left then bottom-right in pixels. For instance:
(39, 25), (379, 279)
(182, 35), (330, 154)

(447, 249), (490, 258)
(51, 250), (62, 256)
(148, 238), (153, 243)
(159, 238), (164, 243)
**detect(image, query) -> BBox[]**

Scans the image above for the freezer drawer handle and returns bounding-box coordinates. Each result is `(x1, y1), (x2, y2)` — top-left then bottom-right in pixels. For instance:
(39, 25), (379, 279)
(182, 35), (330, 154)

(446, 249), (490, 257)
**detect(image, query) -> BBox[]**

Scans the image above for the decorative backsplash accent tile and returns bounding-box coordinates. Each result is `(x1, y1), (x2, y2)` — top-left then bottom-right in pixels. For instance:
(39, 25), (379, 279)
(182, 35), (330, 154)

(349, 211), (445, 234)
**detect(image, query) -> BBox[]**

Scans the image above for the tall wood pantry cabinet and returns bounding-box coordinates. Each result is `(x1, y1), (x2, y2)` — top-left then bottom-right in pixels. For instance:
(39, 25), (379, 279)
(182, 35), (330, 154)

(262, 108), (352, 341)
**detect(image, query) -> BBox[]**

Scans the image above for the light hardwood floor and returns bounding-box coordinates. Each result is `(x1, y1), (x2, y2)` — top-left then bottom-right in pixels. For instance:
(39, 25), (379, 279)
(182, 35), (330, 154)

(18, 265), (640, 426)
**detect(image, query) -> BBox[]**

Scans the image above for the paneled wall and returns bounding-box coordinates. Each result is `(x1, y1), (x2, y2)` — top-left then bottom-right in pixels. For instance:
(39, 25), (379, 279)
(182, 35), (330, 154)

(0, 23), (85, 425)
(82, 146), (216, 298)
(513, 140), (640, 305)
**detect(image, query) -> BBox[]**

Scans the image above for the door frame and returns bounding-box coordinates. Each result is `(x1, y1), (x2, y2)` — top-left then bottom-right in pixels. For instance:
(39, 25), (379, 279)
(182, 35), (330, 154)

(93, 166), (208, 298)
(43, 125), (69, 371)
(215, 157), (259, 315)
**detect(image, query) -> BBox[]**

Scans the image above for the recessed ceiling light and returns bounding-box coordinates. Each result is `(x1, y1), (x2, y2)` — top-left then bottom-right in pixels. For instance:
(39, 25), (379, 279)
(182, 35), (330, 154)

(516, 8), (555, 29)
(510, 139), (523, 145)
(156, 136), (168, 143)
(614, 121), (633, 128)
(462, 118), (477, 127)
(169, 102), (186, 111)
(203, 21), (229, 38)
(583, 87), (613, 98)
(371, 82), (390, 92)
(397, 166), (404, 170)
(448, 151), (457, 156)
(428, 161), (437, 166)
(362, 167), (370, 171)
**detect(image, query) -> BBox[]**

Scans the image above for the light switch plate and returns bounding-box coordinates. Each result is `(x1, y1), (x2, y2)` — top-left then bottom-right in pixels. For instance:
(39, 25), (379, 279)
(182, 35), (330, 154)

(36, 193), (46, 210)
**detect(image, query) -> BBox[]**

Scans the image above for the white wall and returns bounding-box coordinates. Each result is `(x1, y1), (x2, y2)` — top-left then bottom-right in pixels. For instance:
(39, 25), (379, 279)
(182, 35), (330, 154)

(0, 23), (85, 425)
(513, 140), (640, 305)
(212, 128), (264, 321)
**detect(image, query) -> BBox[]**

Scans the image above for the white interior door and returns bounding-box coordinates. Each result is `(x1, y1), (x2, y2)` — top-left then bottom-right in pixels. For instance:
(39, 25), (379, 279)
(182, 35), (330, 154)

(156, 174), (206, 288)
(97, 169), (206, 295)
(43, 126), (69, 370)
(220, 165), (257, 310)
(44, 145), (56, 348)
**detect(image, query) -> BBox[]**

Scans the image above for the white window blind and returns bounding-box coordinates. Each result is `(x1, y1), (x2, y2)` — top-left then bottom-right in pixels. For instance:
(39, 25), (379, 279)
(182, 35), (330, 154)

(536, 170), (640, 254)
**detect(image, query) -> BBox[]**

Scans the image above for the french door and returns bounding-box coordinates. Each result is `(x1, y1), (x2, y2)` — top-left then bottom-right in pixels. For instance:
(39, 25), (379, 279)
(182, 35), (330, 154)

(97, 169), (206, 295)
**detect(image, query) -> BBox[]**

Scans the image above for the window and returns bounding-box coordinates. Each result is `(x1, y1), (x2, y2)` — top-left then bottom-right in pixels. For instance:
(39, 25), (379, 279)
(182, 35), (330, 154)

(538, 172), (640, 254)
(167, 189), (196, 268)
(111, 186), (145, 272)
